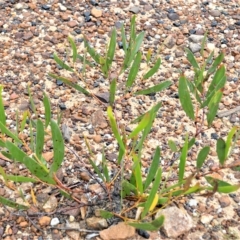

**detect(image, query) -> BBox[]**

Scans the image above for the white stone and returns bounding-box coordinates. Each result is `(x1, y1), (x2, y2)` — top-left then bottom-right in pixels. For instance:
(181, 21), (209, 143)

(59, 4), (67, 12)
(200, 214), (214, 225)
(188, 199), (198, 208)
(189, 35), (204, 43)
(50, 217), (60, 226)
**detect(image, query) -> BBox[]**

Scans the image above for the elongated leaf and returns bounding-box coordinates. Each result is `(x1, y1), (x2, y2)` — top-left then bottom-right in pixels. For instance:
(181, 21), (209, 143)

(68, 36), (77, 62)
(102, 151), (110, 182)
(0, 85), (6, 126)
(200, 32), (208, 57)
(142, 168), (161, 218)
(0, 196), (28, 210)
(131, 102), (161, 124)
(122, 180), (138, 197)
(205, 176), (231, 187)
(185, 48), (199, 69)
(100, 210), (114, 219)
(105, 28), (116, 73)
(179, 134), (188, 182)
(0, 166), (8, 183)
(178, 75), (194, 120)
(196, 146), (210, 169)
(207, 90), (223, 127)
(76, 54), (94, 67)
(35, 119), (44, 161)
(128, 113), (150, 139)
(130, 15), (136, 45)
(217, 185), (240, 193)
(128, 215), (165, 231)
(109, 79), (116, 106)
(135, 81), (171, 96)
(225, 126), (237, 159)
(53, 53), (73, 72)
(89, 158), (104, 181)
(49, 120), (64, 174)
(217, 138), (226, 165)
(49, 73), (90, 96)
(207, 52), (224, 75)
(205, 65), (226, 99)
(206, 51), (214, 65)
(107, 106), (125, 152)
(146, 49), (152, 64)
(143, 58), (161, 80)
(0, 122), (22, 144)
(136, 103), (161, 154)
(188, 138), (195, 150)
(0, 140), (5, 147)
(126, 51), (141, 88)
(7, 175), (37, 183)
(144, 147), (160, 190)
(121, 25), (127, 53)
(132, 154), (143, 194)
(43, 92), (51, 128)
(184, 183), (202, 195)
(84, 38), (100, 64)
(20, 110), (29, 132)
(168, 140), (178, 152)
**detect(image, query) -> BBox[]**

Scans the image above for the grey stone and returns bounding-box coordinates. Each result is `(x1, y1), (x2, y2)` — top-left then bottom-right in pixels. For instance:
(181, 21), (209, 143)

(129, 6), (140, 14)
(156, 206), (194, 238)
(189, 34), (204, 43)
(209, 9), (221, 17)
(189, 43), (201, 53)
(167, 13), (179, 21)
(62, 124), (72, 142)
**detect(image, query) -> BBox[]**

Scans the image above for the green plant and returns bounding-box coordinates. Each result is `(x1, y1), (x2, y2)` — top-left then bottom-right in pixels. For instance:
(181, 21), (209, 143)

(0, 16), (239, 233)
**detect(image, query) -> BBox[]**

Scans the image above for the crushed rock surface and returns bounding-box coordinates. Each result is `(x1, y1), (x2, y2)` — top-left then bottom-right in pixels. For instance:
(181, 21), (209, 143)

(0, 0), (240, 239)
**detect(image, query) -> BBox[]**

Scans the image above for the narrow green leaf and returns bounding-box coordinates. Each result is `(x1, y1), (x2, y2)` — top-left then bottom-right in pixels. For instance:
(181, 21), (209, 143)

(102, 151), (110, 182)
(217, 138), (226, 165)
(168, 140), (178, 152)
(0, 85), (6, 126)
(207, 52), (224, 76)
(128, 215), (165, 231)
(188, 137), (196, 150)
(146, 49), (152, 64)
(179, 134), (188, 182)
(131, 102), (161, 124)
(178, 75), (194, 120)
(126, 51), (141, 88)
(196, 146), (210, 169)
(135, 81), (171, 96)
(43, 92), (51, 128)
(225, 126), (237, 159)
(200, 32), (208, 57)
(207, 90), (223, 127)
(205, 176), (231, 187)
(206, 51), (214, 65)
(89, 158), (105, 181)
(184, 183), (202, 195)
(99, 210), (114, 219)
(49, 73), (90, 96)
(35, 120), (44, 161)
(107, 106), (125, 152)
(205, 65), (226, 99)
(217, 185), (240, 193)
(84, 38), (100, 64)
(144, 147), (161, 190)
(132, 154), (143, 194)
(0, 166), (8, 183)
(49, 120), (64, 174)
(185, 48), (199, 69)
(53, 53), (74, 72)
(128, 113), (150, 139)
(130, 15), (136, 44)
(7, 175), (37, 183)
(143, 58), (161, 80)
(20, 111), (29, 132)
(122, 180), (138, 197)
(105, 28), (116, 73)
(76, 54), (94, 67)
(109, 79), (116, 107)
(0, 196), (28, 210)
(68, 36), (77, 62)
(0, 122), (22, 144)
(142, 168), (162, 218)
(121, 25), (127, 53)
(0, 140), (5, 147)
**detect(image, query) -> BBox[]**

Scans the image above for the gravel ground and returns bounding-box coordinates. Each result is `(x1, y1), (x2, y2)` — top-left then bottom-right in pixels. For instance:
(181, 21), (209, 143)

(0, 0), (240, 239)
